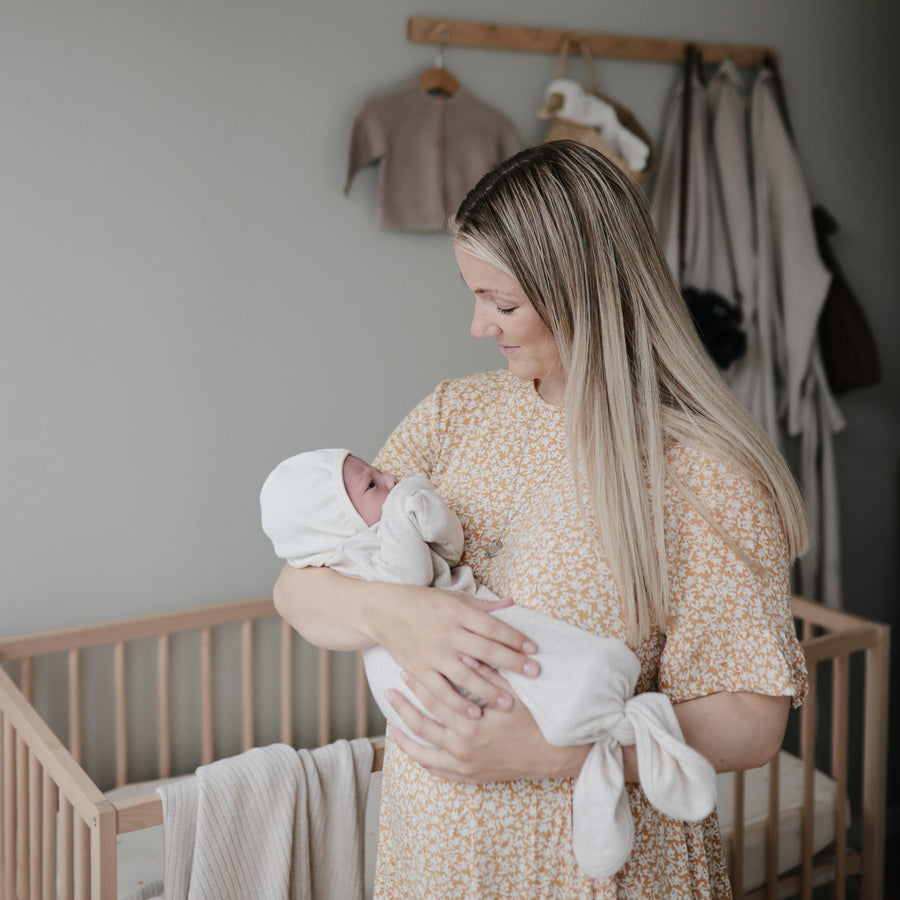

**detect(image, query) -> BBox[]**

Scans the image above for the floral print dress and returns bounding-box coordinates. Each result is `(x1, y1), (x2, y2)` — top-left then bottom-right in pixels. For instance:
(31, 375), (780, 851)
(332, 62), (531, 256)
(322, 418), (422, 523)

(372, 370), (807, 899)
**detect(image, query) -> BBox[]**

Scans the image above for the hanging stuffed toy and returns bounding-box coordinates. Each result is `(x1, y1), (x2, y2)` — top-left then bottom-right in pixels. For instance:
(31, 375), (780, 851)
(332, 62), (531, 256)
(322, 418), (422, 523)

(539, 78), (650, 173)
(540, 39), (655, 184)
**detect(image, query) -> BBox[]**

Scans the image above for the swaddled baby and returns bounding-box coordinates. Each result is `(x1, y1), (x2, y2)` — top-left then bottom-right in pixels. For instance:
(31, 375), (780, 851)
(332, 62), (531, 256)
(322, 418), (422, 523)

(261, 449), (502, 715)
(260, 448), (716, 878)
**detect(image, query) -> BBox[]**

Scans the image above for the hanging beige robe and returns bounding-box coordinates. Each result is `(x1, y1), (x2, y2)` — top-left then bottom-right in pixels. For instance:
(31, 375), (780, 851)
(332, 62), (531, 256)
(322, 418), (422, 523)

(650, 61), (844, 608)
(707, 60), (774, 438)
(750, 67), (844, 608)
(648, 64), (716, 291)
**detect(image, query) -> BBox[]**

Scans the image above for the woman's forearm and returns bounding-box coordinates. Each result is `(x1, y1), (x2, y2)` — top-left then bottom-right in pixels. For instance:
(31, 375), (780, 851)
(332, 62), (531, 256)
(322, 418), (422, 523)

(387, 687), (788, 787)
(273, 563), (383, 651)
(540, 690), (790, 784)
(273, 563), (539, 714)
(553, 692), (791, 784)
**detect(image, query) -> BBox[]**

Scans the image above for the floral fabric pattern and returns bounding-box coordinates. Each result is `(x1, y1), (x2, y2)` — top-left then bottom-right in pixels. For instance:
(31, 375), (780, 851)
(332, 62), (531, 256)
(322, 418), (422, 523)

(372, 370), (807, 899)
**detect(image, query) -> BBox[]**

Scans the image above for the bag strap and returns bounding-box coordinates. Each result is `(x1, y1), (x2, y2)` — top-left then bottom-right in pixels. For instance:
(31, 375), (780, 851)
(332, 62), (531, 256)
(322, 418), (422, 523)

(709, 129), (744, 309)
(677, 45), (697, 289)
(763, 52), (795, 142)
(555, 37), (601, 94)
(577, 40), (603, 95)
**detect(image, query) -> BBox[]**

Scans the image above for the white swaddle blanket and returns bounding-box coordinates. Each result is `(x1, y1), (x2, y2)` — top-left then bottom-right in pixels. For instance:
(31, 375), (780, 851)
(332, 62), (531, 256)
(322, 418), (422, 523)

(144, 739), (373, 900)
(327, 474), (717, 879)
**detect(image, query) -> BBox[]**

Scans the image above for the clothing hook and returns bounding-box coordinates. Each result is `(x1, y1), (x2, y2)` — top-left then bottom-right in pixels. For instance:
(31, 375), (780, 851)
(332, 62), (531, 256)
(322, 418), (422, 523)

(434, 23), (451, 68)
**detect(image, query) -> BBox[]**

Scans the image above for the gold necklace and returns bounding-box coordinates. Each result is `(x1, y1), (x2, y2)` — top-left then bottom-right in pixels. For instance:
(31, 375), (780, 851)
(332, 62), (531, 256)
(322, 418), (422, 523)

(483, 392), (540, 559)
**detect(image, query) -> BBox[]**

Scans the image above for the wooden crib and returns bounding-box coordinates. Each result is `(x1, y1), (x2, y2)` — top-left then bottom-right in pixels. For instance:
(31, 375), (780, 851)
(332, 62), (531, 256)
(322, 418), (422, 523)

(0, 594), (889, 899)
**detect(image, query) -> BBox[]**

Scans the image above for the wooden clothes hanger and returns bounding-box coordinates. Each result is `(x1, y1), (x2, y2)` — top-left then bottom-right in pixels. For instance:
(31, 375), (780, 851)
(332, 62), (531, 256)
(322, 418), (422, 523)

(418, 38), (460, 96)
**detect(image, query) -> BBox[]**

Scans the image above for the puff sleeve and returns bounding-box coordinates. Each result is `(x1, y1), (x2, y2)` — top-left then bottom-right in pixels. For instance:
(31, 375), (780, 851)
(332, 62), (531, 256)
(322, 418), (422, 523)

(659, 446), (808, 709)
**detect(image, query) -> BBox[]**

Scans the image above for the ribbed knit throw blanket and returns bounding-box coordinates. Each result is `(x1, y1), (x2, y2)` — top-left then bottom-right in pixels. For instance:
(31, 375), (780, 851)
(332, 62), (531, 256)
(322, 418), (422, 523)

(148, 738), (373, 900)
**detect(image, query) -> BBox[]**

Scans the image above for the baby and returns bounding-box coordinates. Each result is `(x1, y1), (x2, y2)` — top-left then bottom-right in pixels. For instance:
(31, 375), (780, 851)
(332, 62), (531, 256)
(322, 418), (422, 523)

(259, 448), (717, 879)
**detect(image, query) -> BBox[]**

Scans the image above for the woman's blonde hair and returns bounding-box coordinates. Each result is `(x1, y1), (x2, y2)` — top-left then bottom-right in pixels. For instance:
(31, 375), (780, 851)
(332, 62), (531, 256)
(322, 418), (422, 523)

(452, 140), (808, 641)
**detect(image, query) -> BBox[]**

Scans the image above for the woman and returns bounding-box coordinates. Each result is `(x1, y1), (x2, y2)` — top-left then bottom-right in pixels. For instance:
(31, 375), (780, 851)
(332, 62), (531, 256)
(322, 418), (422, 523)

(275, 141), (808, 898)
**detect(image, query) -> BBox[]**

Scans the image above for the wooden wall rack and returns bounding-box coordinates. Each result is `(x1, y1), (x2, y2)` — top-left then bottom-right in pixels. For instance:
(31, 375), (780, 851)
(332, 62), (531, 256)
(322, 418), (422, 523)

(408, 16), (776, 68)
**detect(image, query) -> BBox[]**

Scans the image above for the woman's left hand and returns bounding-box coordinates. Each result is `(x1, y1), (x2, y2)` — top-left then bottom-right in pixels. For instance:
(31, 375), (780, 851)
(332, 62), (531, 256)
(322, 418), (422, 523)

(385, 664), (590, 784)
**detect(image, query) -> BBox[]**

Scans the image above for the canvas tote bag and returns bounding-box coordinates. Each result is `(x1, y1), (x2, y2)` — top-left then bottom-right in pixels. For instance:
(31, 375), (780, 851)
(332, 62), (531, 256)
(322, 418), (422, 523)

(543, 38), (656, 184)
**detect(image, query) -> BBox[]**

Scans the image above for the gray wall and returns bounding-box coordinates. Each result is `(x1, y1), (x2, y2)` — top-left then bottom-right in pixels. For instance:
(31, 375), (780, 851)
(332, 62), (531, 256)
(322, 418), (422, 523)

(3, 0), (898, 811)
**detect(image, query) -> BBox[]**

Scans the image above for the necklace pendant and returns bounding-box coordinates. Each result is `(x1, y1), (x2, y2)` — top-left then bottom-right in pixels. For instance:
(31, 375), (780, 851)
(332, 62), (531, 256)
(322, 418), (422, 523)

(485, 538), (503, 559)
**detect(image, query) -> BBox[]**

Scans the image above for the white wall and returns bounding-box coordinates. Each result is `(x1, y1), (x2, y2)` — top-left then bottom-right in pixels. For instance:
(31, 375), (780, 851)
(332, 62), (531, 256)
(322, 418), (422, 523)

(2, 1), (897, 645)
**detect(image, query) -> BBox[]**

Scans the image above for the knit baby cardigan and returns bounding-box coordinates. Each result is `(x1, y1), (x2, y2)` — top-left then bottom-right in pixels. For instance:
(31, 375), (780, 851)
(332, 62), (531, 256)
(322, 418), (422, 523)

(344, 79), (521, 232)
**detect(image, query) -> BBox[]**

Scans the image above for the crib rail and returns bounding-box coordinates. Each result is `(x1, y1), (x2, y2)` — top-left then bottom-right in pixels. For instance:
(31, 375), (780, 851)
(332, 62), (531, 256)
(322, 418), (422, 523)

(728, 596), (890, 900)
(0, 596), (378, 899)
(1, 665), (117, 899)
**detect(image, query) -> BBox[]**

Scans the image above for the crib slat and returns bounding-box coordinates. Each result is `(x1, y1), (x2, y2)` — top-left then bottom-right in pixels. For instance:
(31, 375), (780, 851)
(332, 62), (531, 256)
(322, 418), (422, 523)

(318, 649), (331, 746)
(801, 616), (814, 644)
(355, 651), (369, 738)
(75, 816), (90, 900)
(831, 652), (849, 900)
(17, 736), (30, 898)
(731, 769), (744, 898)
(3, 716), (15, 900)
(765, 753), (779, 899)
(29, 751), (42, 899)
(68, 649), (82, 764)
(158, 634), (171, 779)
(242, 620), (254, 751)
(115, 640), (128, 786)
(91, 806), (118, 900)
(860, 622), (889, 900)
(799, 660), (817, 900)
(59, 796), (74, 900)
(280, 620), (293, 746)
(42, 770), (57, 900)
(24, 658), (39, 898)
(201, 627), (214, 765)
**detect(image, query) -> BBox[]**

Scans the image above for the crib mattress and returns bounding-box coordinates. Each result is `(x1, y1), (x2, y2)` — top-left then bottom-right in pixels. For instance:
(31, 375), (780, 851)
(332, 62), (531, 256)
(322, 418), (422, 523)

(106, 771), (383, 900)
(716, 750), (843, 894)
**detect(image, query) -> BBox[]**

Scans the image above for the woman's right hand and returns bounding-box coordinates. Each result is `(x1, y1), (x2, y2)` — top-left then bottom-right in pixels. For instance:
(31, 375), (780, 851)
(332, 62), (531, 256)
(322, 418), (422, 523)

(274, 564), (540, 718)
(367, 584), (541, 716)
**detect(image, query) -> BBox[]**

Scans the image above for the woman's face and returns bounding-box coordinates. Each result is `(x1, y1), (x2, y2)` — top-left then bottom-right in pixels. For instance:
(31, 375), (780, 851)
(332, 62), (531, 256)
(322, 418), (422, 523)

(457, 248), (566, 404)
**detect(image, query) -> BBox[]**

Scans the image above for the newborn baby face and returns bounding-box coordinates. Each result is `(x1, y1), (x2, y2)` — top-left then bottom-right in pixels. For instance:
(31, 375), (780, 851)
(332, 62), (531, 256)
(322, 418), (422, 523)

(342, 455), (398, 526)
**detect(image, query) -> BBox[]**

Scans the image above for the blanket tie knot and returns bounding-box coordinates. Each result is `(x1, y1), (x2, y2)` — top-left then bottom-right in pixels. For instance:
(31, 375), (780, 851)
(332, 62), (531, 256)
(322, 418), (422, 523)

(609, 710), (636, 746)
